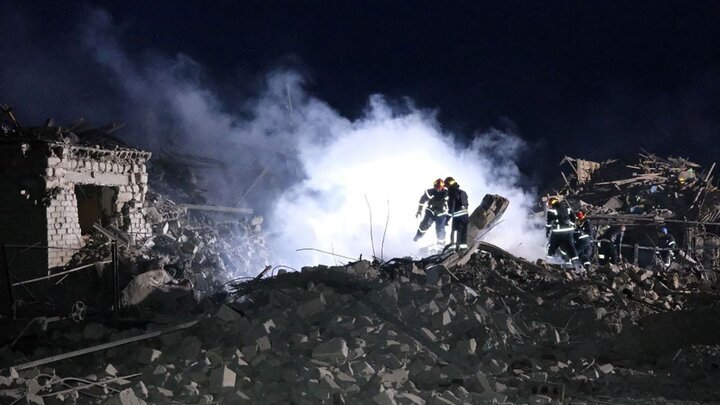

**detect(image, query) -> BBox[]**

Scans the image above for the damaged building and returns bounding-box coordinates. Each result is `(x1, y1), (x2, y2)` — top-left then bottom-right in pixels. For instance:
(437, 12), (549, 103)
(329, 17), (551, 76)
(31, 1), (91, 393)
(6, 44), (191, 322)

(546, 154), (720, 271)
(0, 124), (152, 270)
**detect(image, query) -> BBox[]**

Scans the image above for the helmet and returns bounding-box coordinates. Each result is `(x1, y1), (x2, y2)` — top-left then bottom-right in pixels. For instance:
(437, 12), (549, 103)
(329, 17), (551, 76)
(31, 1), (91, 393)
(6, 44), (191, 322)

(547, 197), (559, 207)
(433, 178), (444, 190)
(444, 177), (457, 188)
(576, 211), (586, 221)
(659, 226), (668, 234)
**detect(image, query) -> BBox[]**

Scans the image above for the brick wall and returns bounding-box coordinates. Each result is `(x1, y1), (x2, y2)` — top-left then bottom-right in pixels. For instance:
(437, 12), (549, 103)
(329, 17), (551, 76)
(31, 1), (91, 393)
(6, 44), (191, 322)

(44, 143), (152, 267)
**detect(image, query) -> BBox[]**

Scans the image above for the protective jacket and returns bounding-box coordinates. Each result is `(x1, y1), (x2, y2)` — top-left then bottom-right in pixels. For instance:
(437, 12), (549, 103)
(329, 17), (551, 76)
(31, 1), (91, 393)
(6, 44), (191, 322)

(414, 188), (450, 244)
(546, 202), (578, 261)
(598, 226), (625, 264)
(418, 188), (449, 216)
(574, 219), (594, 266)
(447, 186), (469, 248)
(658, 233), (676, 268)
(546, 205), (575, 235)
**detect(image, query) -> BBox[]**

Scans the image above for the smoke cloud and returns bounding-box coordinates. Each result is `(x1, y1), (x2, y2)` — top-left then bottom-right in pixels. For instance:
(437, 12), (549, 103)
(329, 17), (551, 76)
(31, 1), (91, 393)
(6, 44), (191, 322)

(6, 8), (547, 269)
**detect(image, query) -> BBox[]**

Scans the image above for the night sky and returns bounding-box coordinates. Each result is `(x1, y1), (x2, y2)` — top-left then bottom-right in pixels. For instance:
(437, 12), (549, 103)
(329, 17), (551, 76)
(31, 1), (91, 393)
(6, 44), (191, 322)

(3, 1), (720, 184)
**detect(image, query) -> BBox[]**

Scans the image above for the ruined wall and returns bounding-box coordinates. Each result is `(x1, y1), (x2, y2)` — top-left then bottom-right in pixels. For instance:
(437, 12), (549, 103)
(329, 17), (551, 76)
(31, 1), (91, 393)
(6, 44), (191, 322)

(45, 143), (152, 267)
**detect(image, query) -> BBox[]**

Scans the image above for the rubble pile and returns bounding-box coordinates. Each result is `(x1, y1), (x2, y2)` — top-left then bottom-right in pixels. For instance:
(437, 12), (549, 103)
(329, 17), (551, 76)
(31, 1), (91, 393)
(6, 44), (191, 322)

(64, 190), (272, 308)
(3, 245), (720, 404)
(555, 154), (718, 220)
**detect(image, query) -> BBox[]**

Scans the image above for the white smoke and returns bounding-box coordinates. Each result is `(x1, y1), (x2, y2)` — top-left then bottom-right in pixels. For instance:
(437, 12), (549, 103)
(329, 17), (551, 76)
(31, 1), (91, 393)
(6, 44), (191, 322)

(273, 92), (547, 266)
(80, 9), (546, 269)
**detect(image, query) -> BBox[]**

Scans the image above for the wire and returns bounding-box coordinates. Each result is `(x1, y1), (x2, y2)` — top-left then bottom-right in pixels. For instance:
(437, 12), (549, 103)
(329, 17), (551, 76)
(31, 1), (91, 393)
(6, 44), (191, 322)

(380, 199), (390, 262)
(295, 247), (358, 261)
(364, 194), (377, 259)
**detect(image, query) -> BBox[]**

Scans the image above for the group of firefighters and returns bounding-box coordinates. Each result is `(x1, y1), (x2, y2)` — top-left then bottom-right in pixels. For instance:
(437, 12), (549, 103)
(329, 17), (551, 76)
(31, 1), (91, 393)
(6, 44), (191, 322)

(545, 197), (677, 271)
(413, 177), (469, 251)
(412, 180), (677, 269)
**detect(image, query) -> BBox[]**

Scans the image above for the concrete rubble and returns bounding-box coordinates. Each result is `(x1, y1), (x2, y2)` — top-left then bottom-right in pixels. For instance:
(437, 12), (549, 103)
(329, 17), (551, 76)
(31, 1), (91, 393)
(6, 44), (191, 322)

(2, 113), (720, 404)
(2, 245), (720, 404)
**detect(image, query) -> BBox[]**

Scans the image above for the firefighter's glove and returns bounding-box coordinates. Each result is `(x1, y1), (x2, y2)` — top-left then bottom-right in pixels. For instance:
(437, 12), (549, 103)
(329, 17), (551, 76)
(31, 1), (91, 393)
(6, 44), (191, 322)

(416, 210), (422, 218)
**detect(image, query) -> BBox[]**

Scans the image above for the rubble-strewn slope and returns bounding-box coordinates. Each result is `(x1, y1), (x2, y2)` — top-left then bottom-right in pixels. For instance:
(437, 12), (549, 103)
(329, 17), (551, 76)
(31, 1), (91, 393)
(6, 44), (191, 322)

(3, 248), (719, 404)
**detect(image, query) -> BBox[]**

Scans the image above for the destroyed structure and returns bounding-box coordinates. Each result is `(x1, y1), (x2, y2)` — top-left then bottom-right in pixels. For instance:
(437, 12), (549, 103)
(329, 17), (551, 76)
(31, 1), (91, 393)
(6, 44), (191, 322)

(0, 122), (152, 269)
(2, 111), (720, 405)
(549, 154), (720, 271)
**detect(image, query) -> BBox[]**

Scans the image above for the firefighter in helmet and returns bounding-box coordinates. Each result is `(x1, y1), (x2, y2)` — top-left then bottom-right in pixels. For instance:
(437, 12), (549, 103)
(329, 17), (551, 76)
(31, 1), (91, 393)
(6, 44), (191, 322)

(574, 210), (594, 269)
(414, 178), (450, 246)
(546, 197), (579, 266)
(444, 176), (469, 251)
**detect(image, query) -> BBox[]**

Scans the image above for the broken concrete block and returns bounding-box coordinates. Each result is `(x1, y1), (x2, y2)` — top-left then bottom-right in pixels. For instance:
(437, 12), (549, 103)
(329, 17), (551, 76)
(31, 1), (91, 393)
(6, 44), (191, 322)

(296, 294), (326, 318)
(256, 336), (272, 352)
(529, 394), (553, 404)
(312, 338), (349, 365)
(215, 305), (243, 323)
(209, 366), (236, 393)
(137, 348), (162, 365)
(105, 363), (118, 377)
(598, 363), (614, 374)
(104, 388), (146, 405)
(373, 388), (397, 405)
(395, 392), (426, 405)
(419, 327), (437, 342)
(380, 368), (409, 386)
(455, 338), (477, 356)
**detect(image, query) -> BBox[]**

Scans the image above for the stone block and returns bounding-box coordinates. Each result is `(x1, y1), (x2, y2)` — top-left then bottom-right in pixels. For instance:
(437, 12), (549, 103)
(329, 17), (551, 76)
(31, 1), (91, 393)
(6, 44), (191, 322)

(312, 338), (349, 365)
(137, 348), (162, 365)
(209, 366), (236, 393)
(373, 389), (397, 405)
(395, 392), (426, 405)
(215, 305), (243, 323)
(256, 336), (271, 352)
(104, 388), (146, 405)
(297, 294), (326, 318)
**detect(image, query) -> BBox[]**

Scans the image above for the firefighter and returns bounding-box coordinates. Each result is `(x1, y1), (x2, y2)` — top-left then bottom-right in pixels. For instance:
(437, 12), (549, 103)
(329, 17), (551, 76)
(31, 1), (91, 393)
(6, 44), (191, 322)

(574, 210), (594, 269)
(444, 176), (469, 251)
(546, 197), (579, 266)
(414, 178), (450, 246)
(598, 224), (626, 265)
(657, 226), (676, 269)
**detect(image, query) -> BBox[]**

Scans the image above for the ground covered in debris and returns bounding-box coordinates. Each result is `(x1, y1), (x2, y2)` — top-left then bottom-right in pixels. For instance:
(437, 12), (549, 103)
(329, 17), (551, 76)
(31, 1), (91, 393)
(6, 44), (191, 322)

(2, 247), (720, 404)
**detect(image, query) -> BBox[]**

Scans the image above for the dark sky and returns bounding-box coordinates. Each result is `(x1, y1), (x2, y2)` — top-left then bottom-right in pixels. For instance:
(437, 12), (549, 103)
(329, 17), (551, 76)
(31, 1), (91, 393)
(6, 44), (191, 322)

(3, 1), (720, 184)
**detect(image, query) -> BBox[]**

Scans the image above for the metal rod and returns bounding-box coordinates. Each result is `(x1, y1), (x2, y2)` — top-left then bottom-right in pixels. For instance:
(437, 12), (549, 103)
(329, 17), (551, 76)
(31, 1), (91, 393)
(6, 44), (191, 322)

(589, 215), (720, 227)
(1, 243), (15, 319)
(6, 319), (199, 371)
(12, 260), (111, 287)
